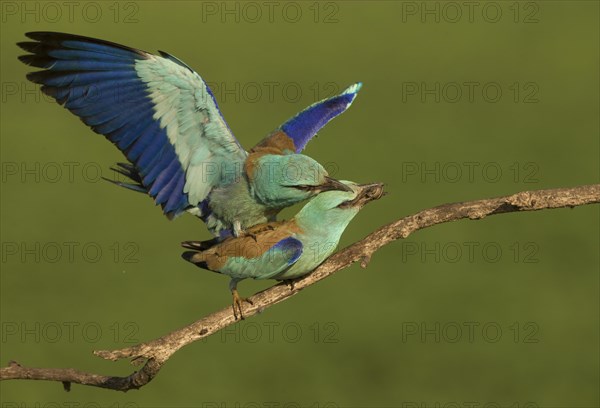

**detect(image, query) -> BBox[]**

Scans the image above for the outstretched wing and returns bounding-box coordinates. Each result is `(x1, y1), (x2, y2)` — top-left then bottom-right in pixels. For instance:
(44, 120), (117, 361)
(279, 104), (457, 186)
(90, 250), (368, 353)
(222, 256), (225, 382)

(252, 82), (362, 154)
(18, 32), (247, 218)
(183, 235), (303, 281)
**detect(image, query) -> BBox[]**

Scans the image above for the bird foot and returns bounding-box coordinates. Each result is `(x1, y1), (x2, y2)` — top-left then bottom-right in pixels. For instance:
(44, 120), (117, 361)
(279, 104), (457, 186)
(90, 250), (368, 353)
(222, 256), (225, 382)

(249, 224), (276, 234)
(233, 222), (277, 242)
(232, 289), (253, 320)
(284, 279), (296, 291)
(244, 223), (277, 241)
(245, 232), (258, 242)
(232, 230), (258, 242)
(232, 225), (258, 242)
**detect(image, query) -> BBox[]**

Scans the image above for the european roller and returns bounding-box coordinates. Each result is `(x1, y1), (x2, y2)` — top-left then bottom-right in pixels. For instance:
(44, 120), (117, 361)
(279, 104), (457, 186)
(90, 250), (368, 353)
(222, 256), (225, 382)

(18, 32), (362, 237)
(182, 181), (385, 319)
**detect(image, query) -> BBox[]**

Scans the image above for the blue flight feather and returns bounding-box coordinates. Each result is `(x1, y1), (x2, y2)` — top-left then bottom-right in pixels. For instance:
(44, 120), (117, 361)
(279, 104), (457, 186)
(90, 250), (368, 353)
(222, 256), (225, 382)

(280, 82), (362, 152)
(18, 31), (247, 219)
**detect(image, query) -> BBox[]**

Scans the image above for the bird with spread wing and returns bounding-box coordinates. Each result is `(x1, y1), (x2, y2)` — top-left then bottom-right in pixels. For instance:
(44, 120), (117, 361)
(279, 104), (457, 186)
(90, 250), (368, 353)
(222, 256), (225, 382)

(18, 32), (362, 238)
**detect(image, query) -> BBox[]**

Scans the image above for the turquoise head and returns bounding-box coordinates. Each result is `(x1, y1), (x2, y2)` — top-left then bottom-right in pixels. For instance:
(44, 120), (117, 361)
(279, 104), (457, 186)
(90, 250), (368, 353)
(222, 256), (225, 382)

(249, 153), (351, 209)
(294, 181), (385, 234)
(274, 180), (385, 280)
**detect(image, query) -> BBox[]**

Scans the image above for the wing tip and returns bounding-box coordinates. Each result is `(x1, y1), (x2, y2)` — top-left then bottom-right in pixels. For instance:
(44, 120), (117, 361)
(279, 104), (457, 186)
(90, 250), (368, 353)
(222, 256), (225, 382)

(344, 82), (363, 95)
(341, 82), (362, 105)
(17, 54), (32, 65)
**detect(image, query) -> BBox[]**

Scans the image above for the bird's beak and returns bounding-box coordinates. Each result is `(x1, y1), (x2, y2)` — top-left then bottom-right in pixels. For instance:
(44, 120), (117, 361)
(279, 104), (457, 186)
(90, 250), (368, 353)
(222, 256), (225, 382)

(319, 176), (354, 193)
(338, 182), (385, 209)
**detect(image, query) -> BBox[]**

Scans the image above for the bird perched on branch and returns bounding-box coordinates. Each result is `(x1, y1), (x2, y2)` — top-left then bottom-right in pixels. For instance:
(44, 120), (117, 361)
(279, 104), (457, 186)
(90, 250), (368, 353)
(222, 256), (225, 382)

(182, 181), (385, 319)
(18, 32), (362, 237)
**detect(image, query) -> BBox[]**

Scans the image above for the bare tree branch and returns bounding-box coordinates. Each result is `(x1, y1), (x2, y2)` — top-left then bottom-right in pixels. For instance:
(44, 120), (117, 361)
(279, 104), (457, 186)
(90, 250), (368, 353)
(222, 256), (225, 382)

(2, 184), (598, 392)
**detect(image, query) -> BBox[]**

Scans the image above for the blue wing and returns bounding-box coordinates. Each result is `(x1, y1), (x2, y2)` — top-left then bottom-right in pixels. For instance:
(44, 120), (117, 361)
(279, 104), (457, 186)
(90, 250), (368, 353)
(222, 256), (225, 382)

(18, 32), (247, 219)
(252, 82), (362, 154)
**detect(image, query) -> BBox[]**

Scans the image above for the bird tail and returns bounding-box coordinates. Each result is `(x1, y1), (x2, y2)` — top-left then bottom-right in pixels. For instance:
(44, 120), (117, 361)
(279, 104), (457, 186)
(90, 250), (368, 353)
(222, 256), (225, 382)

(181, 237), (228, 272)
(181, 250), (213, 272)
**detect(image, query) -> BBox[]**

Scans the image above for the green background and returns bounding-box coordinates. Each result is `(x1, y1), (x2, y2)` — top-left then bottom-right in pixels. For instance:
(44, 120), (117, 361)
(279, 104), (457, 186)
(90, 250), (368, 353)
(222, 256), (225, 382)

(1, 1), (598, 407)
